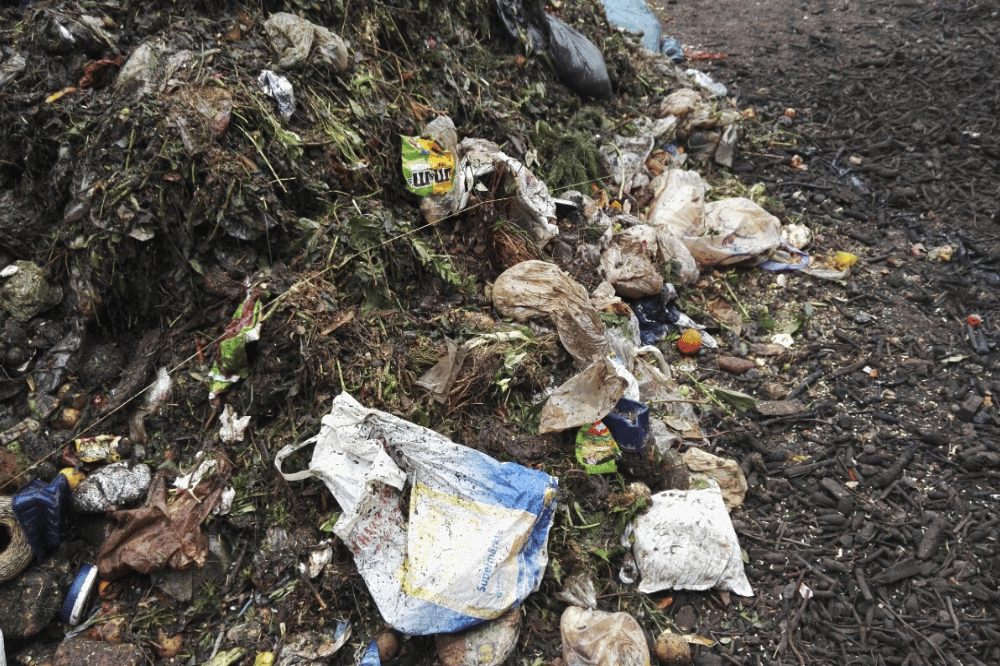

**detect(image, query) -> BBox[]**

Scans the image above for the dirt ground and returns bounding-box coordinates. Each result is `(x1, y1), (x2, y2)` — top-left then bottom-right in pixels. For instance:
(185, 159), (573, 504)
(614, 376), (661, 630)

(0, 0), (998, 665)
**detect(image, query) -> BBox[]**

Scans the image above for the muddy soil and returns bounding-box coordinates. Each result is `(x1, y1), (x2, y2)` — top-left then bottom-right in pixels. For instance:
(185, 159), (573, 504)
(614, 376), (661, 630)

(0, 0), (998, 665)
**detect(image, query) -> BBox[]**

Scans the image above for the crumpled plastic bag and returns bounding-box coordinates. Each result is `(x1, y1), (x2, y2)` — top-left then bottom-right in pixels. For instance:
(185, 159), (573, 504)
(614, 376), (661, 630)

(632, 479), (753, 596)
(560, 606), (650, 666)
(493, 260), (608, 367)
(648, 168), (783, 266)
(96, 461), (230, 580)
(600, 224), (697, 297)
(600, 134), (654, 191)
(274, 392), (558, 635)
(545, 14), (612, 99)
(493, 0), (611, 98)
(263, 13), (349, 73)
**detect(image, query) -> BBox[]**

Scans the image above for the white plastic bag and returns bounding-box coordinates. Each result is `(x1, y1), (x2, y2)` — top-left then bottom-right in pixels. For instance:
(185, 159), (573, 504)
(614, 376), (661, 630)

(632, 480), (753, 596)
(648, 169), (783, 267)
(274, 393), (558, 635)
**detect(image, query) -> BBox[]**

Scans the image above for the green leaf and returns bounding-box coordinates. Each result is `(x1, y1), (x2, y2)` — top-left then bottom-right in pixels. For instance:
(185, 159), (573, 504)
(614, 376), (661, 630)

(712, 387), (757, 412)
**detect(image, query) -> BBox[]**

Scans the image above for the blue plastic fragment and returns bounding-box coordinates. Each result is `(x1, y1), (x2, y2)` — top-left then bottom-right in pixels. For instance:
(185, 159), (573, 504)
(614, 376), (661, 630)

(630, 286), (683, 345)
(604, 397), (651, 452)
(11, 473), (72, 564)
(358, 639), (381, 666)
(61, 564), (98, 625)
(662, 37), (686, 63)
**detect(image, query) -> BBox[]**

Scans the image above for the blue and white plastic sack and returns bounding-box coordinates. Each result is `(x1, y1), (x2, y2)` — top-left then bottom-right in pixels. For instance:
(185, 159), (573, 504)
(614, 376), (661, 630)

(275, 392), (558, 635)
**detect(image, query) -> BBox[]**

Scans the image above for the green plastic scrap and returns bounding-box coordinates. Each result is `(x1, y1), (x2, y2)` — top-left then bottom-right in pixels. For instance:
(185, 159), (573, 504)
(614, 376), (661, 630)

(575, 420), (619, 474)
(209, 288), (263, 400)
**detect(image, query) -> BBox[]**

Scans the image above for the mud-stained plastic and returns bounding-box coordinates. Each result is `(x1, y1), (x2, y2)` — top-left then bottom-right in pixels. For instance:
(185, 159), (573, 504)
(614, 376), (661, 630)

(560, 606), (651, 666)
(493, 260), (608, 367)
(632, 480), (753, 596)
(600, 0), (663, 52)
(275, 392), (558, 635)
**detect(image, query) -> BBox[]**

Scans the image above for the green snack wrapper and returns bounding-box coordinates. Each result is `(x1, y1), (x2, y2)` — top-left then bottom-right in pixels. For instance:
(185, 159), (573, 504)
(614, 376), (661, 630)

(209, 288), (263, 400)
(401, 135), (455, 196)
(575, 420), (619, 474)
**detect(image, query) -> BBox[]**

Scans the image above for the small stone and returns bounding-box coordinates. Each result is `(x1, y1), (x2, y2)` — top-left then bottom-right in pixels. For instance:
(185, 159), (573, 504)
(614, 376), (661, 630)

(0, 261), (63, 321)
(54, 638), (144, 666)
(956, 393), (984, 422)
(674, 605), (698, 631)
(718, 356), (755, 375)
(654, 630), (692, 665)
(51, 407), (82, 430)
(755, 399), (806, 417)
(376, 630), (401, 662)
(0, 558), (71, 638)
(437, 608), (520, 666)
(27, 392), (60, 421)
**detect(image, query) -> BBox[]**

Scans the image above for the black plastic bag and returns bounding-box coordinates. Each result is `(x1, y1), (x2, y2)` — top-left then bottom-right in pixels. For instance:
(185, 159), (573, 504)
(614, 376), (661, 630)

(493, 0), (612, 99)
(546, 14), (612, 99)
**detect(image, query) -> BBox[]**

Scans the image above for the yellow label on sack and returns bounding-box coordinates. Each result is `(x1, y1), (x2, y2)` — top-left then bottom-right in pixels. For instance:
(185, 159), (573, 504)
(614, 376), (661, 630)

(400, 482), (535, 618)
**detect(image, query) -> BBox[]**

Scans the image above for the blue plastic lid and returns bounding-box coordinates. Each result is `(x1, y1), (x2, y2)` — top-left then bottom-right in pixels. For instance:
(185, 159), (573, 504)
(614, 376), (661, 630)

(62, 564), (98, 625)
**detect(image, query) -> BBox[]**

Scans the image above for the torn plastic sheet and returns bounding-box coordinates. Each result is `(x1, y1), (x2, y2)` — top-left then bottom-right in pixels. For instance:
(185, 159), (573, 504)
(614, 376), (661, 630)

(257, 70), (294, 120)
(263, 13), (349, 73)
(632, 479), (753, 596)
(96, 461), (231, 580)
(274, 392), (558, 635)
(539, 357), (627, 434)
(208, 286), (263, 400)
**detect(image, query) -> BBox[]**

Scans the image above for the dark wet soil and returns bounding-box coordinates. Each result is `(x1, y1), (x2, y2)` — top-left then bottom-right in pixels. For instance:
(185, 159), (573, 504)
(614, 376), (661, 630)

(649, 2), (1000, 665)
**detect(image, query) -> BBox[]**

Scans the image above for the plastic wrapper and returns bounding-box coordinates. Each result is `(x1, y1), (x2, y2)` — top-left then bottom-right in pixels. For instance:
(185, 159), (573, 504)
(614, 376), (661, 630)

(632, 480), (753, 596)
(401, 135), (455, 196)
(575, 421), (619, 474)
(263, 13), (349, 72)
(257, 70), (295, 120)
(560, 606), (650, 666)
(209, 286), (263, 399)
(274, 392), (558, 635)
